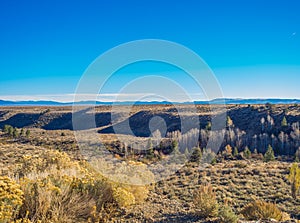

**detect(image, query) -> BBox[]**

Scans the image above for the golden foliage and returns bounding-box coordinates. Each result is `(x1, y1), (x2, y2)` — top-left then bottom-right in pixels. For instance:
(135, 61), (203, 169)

(241, 199), (289, 221)
(193, 184), (218, 218)
(112, 187), (135, 207)
(288, 163), (300, 199)
(0, 176), (24, 223)
(225, 144), (233, 156)
(3, 149), (150, 222)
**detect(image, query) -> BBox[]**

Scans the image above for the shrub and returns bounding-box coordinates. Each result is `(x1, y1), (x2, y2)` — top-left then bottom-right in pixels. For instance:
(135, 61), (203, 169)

(14, 218), (32, 223)
(288, 163), (300, 199)
(201, 149), (216, 164)
(90, 158), (152, 203)
(240, 200), (289, 221)
(16, 153), (101, 222)
(218, 204), (238, 223)
(223, 145), (234, 159)
(19, 177), (96, 223)
(224, 144), (232, 156)
(13, 150), (150, 222)
(15, 150), (83, 176)
(193, 184), (218, 218)
(126, 185), (149, 204)
(112, 187), (135, 207)
(234, 161), (247, 168)
(0, 176), (24, 223)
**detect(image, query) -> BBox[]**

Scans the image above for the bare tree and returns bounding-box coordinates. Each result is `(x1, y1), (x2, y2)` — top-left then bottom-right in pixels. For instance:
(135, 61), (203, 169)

(261, 117), (265, 132)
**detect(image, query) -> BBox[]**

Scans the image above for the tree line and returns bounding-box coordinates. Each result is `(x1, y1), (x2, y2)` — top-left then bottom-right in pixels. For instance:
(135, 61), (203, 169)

(2, 125), (30, 139)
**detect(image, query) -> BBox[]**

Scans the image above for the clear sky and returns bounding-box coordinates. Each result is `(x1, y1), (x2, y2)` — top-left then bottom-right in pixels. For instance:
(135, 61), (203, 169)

(0, 0), (299, 101)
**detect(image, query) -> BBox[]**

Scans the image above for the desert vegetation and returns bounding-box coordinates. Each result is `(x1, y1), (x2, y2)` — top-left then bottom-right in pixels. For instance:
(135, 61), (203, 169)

(0, 105), (300, 222)
(1, 148), (151, 222)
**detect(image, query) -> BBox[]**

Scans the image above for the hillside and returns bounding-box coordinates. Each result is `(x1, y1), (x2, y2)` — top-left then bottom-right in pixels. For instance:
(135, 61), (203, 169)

(0, 104), (299, 132)
(1, 104), (300, 160)
(1, 105), (300, 222)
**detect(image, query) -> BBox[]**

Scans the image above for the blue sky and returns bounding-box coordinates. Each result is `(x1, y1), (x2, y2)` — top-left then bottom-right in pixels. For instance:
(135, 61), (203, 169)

(0, 0), (299, 101)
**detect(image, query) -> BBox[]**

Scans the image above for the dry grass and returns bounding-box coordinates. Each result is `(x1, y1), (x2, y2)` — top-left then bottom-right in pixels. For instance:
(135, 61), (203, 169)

(193, 184), (218, 218)
(1, 135), (300, 222)
(153, 160), (300, 220)
(240, 199), (290, 221)
(0, 142), (151, 222)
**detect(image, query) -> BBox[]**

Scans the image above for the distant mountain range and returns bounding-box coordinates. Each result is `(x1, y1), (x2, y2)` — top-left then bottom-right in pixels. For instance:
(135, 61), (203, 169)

(1, 98), (300, 106)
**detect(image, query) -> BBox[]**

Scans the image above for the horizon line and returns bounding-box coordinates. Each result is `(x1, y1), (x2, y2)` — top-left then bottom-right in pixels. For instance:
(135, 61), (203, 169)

(1, 97), (300, 104)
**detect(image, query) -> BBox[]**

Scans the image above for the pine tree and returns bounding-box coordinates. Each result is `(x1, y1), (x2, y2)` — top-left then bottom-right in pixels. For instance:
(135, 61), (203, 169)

(20, 128), (24, 137)
(233, 147), (239, 157)
(3, 125), (10, 133)
(146, 139), (154, 159)
(243, 146), (251, 159)
(190, 147), (202, 163)
(264, 145), (275, 162)
(205, 122), (211, 131)
(8, 126), (13, 137)
(171, 140), (180, 155)
(25, 129), (31, 138)
(13, 128), (19, 138)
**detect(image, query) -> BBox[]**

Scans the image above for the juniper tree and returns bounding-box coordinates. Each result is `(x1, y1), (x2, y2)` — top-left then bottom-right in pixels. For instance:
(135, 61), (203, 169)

(264, 145), (275, 162)
(3, 125), (10, 133)
(233, 147), (239, 157)
(190, 147), (202, 163)
(171, 140), (180, 155)
(243, 146), (251, 159)
(146, 139), (154, 159)
(8, 126), (13, 136)
(13, 128), (19, 138)
(205, 122), (211, 131)
(20, 128), (24, 137)
(25, 129), (31, 138)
